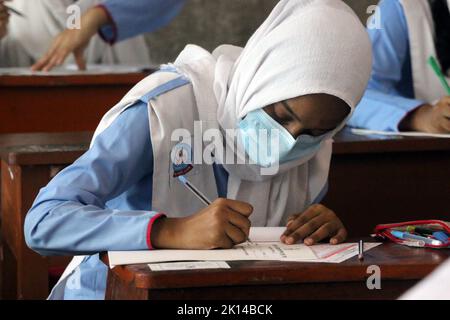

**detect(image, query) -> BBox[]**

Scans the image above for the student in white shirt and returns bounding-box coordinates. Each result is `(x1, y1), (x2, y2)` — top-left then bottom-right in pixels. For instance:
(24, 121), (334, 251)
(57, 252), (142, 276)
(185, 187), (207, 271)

(0, 0), (151, 67)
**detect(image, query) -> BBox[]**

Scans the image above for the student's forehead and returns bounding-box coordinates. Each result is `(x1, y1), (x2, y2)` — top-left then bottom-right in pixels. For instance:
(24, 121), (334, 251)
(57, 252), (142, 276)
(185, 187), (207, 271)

(282, 98), (348, 126)
(288, 96), (349, 114)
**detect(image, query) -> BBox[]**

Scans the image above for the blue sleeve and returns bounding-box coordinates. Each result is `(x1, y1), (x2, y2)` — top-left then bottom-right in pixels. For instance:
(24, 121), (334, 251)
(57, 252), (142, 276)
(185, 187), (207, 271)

(348, 0), (425, 131)
(98, 0), (186, 43)
(312, 183), (328, 205)
(24, 102), (159, 256)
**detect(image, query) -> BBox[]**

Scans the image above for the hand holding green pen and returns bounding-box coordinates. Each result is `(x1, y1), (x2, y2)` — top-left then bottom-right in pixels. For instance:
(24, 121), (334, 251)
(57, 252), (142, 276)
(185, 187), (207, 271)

(399, 57), (450, 133)
(428, 56), (450, 95)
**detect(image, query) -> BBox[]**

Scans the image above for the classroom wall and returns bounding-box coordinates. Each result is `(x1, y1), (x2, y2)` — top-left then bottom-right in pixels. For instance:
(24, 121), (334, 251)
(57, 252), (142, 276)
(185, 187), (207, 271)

(144, 0), (380, 64)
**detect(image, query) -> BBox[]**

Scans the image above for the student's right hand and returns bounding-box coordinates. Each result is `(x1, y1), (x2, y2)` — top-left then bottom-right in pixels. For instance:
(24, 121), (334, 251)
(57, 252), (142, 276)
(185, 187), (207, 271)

(400, 96), (450, 133)
(151, 198), (253, 250)
(31, 6), (110, 71)
(0, 1), (10, 40)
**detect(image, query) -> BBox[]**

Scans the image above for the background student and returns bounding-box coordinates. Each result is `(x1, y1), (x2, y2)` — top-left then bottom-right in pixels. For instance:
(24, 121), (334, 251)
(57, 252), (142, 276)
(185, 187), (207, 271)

(348, 0), (450, 134)
(31, 0), (186, 71)
(0, 0), (156, 68)
(0, 0), (8, 40)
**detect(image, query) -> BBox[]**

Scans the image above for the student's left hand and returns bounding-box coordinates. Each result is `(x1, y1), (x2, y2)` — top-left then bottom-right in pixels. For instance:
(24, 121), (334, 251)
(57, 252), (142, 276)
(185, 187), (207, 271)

(280, 204), (347, 246)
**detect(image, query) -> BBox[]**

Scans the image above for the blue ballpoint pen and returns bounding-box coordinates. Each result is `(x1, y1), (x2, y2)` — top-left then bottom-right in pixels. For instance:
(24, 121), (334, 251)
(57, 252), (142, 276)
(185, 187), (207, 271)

(177, 175), (211, 206)
(391, 230), (443, 246)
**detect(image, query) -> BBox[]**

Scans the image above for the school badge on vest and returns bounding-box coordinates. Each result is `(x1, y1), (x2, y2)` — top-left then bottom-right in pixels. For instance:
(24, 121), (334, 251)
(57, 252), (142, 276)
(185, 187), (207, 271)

(171, 143), (194, 177)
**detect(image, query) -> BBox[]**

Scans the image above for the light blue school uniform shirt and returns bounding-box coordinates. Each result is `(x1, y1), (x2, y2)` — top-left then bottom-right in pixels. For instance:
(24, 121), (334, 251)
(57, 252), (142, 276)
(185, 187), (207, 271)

(97, 0), (187, 44)
(24, 70), (327, 299)
(24, 99), (229, 300)
(348, 0), (425, 132)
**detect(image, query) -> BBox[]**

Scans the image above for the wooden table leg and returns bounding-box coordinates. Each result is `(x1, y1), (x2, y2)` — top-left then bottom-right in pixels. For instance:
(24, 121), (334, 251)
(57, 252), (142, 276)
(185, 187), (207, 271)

(1, 161), (50, 299)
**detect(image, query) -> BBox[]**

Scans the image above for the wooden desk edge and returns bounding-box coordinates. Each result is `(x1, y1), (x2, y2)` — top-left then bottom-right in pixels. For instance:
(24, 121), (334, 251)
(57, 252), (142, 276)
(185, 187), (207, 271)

(101, 243), (448, 291)
(0, 72), (152, 87)
(332, 137), (450, 154)
(1, 150), (87, 166)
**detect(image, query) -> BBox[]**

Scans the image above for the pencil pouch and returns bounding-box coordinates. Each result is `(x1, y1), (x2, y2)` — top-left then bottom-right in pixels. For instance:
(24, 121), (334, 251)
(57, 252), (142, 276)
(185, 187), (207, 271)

(374, 220), (450, 249)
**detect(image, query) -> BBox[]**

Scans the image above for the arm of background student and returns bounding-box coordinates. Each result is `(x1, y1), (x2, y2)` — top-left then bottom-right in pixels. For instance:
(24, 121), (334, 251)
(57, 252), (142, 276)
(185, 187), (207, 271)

(348, 0), (425, 132)
(0, 0), (10, 39)
(31, 6), (109, 71)
(399, 96), (450, 133)
(24, 102), (164, 256)
(31, 0), (186, 71)
(98, 0), (186, 44)
(348, 89), (425, 131)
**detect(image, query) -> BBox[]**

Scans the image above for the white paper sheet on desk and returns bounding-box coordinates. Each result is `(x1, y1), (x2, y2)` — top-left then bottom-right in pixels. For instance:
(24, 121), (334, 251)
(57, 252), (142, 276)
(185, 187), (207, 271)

(351, 128), (450, 139)
(399, 258), (450, 300)
(109, 242), (317, 268)
(148, 261), (230, 271)
(108, 227), (382, 268)
(249, 227), (285, 241)
(309, 242), (382, 263)
(0, 64), (152, 76)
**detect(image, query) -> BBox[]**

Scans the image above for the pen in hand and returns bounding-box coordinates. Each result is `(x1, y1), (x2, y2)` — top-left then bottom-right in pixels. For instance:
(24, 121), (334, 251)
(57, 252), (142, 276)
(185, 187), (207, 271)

(428, 56), (450, 95)
(177, 175), (253, 244)
(178, 175), (211, 206)
(358, 240), (364, 261)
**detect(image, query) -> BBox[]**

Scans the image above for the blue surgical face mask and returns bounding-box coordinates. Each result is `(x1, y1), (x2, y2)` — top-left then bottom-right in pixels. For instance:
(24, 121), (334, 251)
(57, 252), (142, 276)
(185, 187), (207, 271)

(238, 109), (326, 167)
(282, 133), (324, 163)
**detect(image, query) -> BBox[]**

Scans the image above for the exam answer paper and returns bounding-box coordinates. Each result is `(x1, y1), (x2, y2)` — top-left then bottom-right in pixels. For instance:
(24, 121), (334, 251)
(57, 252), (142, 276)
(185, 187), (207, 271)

(0, 64), (152, 76)
(351, 128), (450, 139)
(108, 227), (381, 268)
(400, 258), (450, 300)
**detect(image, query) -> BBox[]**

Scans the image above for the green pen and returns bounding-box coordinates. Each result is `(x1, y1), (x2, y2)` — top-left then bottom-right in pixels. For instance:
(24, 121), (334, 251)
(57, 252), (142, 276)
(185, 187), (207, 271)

(428, 56), (450, 95)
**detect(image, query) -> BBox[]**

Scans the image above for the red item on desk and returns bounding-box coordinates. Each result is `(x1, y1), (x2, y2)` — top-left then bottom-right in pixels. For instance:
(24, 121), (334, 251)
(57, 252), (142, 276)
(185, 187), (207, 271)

(374, 220), (450, 249)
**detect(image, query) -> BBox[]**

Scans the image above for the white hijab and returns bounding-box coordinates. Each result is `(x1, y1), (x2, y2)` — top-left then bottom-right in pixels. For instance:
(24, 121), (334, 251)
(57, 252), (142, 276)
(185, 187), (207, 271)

(170, 0), (372, 224)
(48, 0), (372, 300)
(92, 0), (372, 226)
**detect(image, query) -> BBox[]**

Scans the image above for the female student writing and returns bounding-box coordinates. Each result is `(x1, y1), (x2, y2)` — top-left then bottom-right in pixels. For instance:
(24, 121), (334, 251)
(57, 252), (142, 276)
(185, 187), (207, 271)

(348, 0), (450, 134)
(24, 0), (372, 300)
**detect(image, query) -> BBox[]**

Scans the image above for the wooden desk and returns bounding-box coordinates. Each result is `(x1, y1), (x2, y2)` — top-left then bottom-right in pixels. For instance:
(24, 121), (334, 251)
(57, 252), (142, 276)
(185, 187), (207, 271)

(0, 131), (92, 299)
(1, 129), (449, 299)
(323, 129), (450, 237)
(0, 73), (148, 134)
(103, 241), (450, 300)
